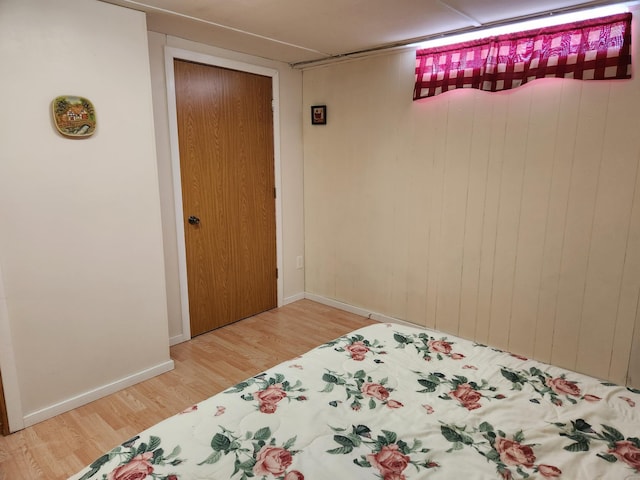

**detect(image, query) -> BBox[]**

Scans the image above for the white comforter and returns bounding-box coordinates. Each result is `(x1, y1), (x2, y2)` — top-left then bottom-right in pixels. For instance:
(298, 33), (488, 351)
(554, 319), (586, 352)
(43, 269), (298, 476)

(70, 322), (640, 480)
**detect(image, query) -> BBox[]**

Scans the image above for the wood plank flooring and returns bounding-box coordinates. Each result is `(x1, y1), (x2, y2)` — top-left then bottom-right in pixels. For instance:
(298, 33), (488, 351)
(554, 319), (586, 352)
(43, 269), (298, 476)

(0, 300), (375, 480)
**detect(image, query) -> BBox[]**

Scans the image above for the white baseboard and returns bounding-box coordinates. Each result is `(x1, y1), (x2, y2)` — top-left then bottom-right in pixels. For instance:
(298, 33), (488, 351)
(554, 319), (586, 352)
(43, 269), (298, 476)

(18, 295), (416, 430)
(283, 292), (305, 305)
(304, 293), (371, 317)
(22, 359), (175, 428)
(303, 293), (420, 328)
(170, 292), (306, 345)
(169, 334), (187, 346)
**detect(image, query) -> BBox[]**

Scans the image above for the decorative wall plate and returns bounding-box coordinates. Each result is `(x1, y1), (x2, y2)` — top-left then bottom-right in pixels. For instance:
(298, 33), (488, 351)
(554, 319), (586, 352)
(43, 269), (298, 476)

(52, 95), (96, 137)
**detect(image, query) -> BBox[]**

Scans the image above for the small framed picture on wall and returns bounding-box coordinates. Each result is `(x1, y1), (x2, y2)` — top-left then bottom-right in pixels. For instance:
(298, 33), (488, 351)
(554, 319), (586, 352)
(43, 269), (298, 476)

(311, 105), (326, 125)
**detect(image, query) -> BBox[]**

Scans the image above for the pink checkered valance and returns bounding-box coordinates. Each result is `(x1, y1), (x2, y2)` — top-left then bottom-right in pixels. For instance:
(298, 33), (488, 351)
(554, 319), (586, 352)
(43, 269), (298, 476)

(414, 13), (632, 100)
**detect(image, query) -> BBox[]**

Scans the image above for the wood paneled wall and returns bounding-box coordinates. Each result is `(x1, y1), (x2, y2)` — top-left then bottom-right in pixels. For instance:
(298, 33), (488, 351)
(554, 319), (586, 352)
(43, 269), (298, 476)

(303, 17), (640, 386)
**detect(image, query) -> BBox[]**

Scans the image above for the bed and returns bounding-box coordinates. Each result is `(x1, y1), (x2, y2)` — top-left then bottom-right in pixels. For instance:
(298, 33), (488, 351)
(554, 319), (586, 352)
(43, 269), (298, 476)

(69, 322), (640, 480)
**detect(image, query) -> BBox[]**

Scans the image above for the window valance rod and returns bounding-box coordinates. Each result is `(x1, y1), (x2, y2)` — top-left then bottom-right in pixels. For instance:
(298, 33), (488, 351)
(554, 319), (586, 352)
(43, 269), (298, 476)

(413, 12), (631, 99)
(292, 1), (631, 68)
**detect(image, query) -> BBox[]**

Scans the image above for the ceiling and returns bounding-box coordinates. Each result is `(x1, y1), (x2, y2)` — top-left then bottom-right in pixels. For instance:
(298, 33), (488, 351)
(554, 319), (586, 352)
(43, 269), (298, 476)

(99, 0), (629, 67)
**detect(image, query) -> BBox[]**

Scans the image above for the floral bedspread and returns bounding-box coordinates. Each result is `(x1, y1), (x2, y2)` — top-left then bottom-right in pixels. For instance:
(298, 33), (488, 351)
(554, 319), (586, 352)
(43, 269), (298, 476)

(69, 322), (640, 480)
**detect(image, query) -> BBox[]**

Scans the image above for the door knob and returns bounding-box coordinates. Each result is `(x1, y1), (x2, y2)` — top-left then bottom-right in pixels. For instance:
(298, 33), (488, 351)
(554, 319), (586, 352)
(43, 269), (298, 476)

(188, 215), (200, 225)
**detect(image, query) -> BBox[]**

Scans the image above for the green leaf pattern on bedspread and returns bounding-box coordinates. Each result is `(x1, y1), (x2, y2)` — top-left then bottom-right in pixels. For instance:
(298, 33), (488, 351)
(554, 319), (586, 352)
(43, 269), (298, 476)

(320, 333), (387, 362)
(327, 424), (439, 478)
(225, 372), (308, 414)
(500, 365), (600, 406)
(69, 323), (640, 480)
(75, 435), (184, 480)
(439, 421), (563, 479)
(555, 419), (640, 471)
(321, 369), (404, 410)
(199, 426), (303, 480)
(414, 371), (506, 410)
(393, 331), (466, 361)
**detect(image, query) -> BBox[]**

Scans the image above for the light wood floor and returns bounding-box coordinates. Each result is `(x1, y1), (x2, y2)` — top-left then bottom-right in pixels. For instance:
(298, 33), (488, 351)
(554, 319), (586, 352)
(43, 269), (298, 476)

(0, 300), (375, 480)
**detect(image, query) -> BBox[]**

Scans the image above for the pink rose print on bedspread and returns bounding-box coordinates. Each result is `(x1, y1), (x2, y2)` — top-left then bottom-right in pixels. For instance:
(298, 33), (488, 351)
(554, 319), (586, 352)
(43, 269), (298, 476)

(256, 384), (288, 413)
(538, 464), (562, 477)
(200, 426), (304, 479)
(180, 404), (198, 414)
(495, 438), (535, 468)
(225, 372), (307, 414)
(440, 422), (561, 479)
(283, 471), (304, 480)
(448, 383), (483, 411)
(582, 394), (601, 402)
(546, 377), (581, 397)
(346, 341), (370, 361)
(610, 441), (640, 470)
(322, 369), (404, 410)
(254, 446), (294, 476)
(74, 435), (185, 480)
(600, 384), (640, 407)
(620, 396), (637, 407)
(361, 382), (390, 401)
(327, 424), (438, 479)
(415, 371), (505, 410)
(393, 331), (465, 361)
(107, 452), (154, 480)
(555, 419), (640, 472)
(428, 340), (452, 354)
(320, 333), (387, 362)
(368, 444), (410, 478)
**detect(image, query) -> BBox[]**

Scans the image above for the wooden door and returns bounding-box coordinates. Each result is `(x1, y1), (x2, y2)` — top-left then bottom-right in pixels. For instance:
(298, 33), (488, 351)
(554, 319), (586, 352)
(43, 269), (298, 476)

(174, 59), (277, 337)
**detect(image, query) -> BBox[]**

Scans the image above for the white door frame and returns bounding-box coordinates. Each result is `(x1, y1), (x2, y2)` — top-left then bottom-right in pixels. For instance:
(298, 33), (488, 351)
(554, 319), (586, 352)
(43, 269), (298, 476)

(0, 264), (24, 432)
(164, 47), (284, 342)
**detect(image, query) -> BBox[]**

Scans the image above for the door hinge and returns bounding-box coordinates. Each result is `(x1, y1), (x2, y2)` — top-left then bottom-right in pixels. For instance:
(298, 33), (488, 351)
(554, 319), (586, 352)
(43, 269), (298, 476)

(274, 187), (277, 198)
(276, 268), (279, 279)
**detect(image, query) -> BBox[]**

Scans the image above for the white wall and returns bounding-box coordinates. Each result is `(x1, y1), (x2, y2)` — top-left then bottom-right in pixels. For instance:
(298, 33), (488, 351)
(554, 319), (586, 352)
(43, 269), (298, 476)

(0, 0), (173, 429)
(303, 10), (640, 387)
(147, 33), (305, 342)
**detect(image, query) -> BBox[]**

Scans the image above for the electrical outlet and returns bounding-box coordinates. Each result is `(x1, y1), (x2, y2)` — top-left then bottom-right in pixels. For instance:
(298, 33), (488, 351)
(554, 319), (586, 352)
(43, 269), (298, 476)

(296, 256), (304, 269)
